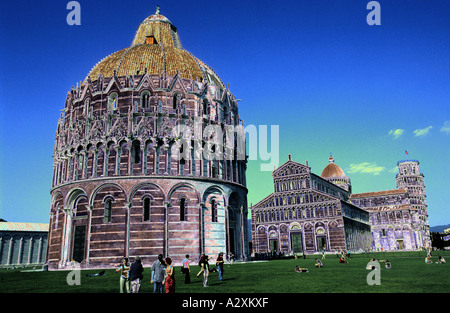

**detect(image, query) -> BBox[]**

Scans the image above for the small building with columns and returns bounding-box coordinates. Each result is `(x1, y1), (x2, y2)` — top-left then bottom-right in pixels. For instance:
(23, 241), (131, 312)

(0, 222), (48, 267)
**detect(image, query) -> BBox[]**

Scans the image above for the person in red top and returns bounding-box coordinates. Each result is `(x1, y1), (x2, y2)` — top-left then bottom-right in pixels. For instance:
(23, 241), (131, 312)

(165, 257), (175, 293)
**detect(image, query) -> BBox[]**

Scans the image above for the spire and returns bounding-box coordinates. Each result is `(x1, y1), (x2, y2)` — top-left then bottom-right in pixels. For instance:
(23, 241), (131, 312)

(329, 153), (335, 163)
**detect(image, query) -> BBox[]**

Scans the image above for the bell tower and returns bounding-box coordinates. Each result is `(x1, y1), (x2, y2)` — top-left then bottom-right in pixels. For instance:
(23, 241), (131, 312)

(396, 160), (431, 248)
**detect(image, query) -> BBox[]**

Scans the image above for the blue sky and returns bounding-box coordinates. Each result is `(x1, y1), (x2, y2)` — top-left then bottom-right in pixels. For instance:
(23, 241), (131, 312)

(0, 0), (449, 227)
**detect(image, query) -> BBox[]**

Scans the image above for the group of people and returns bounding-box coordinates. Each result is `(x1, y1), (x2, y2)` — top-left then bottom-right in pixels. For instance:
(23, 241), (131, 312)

(195, 252), (225, 287)
(425, 255), (446, 264)
(294, 258), (323, 273)
(115, 256), (144, 293)
(115, 252), (226, 293)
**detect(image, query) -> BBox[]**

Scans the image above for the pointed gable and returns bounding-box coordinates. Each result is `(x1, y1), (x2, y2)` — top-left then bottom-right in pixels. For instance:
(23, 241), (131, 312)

(273, 158), (310, 178)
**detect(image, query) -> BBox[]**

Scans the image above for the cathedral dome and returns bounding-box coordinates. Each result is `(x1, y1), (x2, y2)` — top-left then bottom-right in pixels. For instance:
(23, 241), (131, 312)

(85, 6), (224, 88)
(321, 156), (345, 178)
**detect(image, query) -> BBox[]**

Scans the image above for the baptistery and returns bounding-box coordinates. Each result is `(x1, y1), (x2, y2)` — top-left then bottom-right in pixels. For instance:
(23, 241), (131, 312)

(47, 7), (249, 269)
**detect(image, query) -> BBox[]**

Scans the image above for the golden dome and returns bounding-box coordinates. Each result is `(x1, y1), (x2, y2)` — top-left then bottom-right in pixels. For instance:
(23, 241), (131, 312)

(85, 7), (224, 88)
(321, 156), (346, 178)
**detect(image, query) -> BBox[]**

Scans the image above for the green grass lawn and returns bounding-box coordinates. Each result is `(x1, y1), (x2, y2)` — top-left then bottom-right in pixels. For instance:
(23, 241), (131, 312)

(1, 251), (449, 293)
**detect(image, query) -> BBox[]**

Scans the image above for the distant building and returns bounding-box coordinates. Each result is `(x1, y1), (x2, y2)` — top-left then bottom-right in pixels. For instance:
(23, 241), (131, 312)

(251, 155), (371, 255)
(0, 222), (48, 267)
(352, 160), (431, 250)
(251, 156), (431, 254)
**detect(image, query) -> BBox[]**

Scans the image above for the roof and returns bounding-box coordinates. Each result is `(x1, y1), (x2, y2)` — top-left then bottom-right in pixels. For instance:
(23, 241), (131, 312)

(350, 189), (408, 198)
(321, 156), (346, 178)
(85, 7), (224, 88)
(0, 222), (49, 232)
(364, 204), (411, 212)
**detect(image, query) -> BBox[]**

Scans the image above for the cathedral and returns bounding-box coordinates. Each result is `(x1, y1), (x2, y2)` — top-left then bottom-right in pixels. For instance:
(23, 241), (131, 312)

(47, 8), (249, 270)
(251, 156), (431, 255)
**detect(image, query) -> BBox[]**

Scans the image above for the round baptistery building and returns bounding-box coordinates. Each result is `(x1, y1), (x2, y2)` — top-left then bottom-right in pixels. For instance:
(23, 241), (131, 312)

(47, 7), (249, 269)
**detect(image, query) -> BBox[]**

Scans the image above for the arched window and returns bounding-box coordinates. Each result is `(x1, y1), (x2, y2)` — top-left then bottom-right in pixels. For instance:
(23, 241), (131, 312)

(104, 198), (112, 223)
(131, 140), (141, 164)
(173, 93), (181, 110)
(108, 92), (118, 111)
(143, 197), (151, 222)
(203, 99), (208, 115)
(211, 199), (217, 222)
(141, 91), (151, 109)
(180, 198), (186, 221)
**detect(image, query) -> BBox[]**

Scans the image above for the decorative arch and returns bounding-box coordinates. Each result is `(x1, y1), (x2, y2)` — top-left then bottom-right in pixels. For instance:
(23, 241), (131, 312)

(128, 182), (165, 204)
(89, 183), (127, 207)
(167, 182), (201, 204)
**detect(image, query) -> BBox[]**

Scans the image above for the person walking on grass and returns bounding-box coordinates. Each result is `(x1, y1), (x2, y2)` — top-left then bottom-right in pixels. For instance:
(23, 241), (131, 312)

(151, 254), (166, 293)
(216, 252), (224, 281)
(165, 257), (175, 293)
(116, 257), (130, 293)
(196, 253), (206, 277)
(182, 254), (191, 284)
(197, 254), (210, 287)
(129, 256), (144, 293)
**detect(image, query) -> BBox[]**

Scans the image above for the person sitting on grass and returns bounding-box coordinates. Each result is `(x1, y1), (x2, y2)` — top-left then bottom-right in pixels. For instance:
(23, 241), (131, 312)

(385, 260), (391, 270)
(295, 266), (308, 273)
(425, 256), (432, 264)
(436, 256), (446, 264)
(315, 258), (323, 268)
(339, 256), (348, 263)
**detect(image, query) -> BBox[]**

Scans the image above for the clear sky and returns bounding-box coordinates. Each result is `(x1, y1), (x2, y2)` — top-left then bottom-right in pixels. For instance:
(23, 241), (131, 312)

(0, 0), (449, 227)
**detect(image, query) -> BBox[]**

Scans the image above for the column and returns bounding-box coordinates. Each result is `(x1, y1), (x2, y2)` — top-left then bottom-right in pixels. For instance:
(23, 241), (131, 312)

(7, 237), (13, 265)
(17, 237), (23, 265)
(93, 149), (99, 177)
(86, 205), (93, 267)
(199, 203), (205, 254)
(164, 202), (170, 256)
(114, 145), (120, 176)
(125, 202), (131, 258)
(37, 237), (43, 264)
(27, 236), (33, 264)
(103, 147), (109, 176)
(141, 143), (146, 175)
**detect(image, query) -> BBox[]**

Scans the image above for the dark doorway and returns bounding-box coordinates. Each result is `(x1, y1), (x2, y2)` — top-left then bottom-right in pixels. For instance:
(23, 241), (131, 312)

(229, 228), (235, 255)
(72, 226), (86, 263)
(317, 236), (327, 252)
(291, 233), (303, 253)
(269, 239), (278, 252)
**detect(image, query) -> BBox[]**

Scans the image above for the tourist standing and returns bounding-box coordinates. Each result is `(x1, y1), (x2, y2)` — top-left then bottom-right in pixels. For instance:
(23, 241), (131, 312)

(129, 256), (144, 293)
(216, 252), (224, 281)
(165, 257), (175, 293)
(116, 257), (130, 293)
(151, 254), (166, 293)
(198, 254), (210, 287)
(196, 254), (206, 277)
(182, 254), (191, 284)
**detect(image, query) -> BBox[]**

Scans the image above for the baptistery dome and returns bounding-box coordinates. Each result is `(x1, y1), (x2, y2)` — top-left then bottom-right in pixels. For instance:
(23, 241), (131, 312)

(47, 7), (249, 270)
(86, 7), (224, 89)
